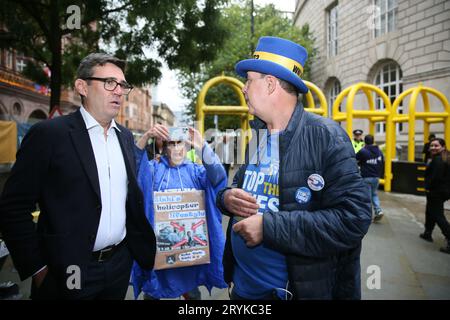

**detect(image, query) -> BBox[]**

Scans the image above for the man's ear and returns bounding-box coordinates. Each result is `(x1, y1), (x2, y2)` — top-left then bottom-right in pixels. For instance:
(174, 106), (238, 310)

(74, 79), (88, 98)
(266, 76), (277, 95)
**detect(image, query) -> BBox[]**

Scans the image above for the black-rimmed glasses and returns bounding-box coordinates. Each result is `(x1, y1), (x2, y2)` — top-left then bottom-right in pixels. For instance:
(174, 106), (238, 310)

(83, 77), (133, 95)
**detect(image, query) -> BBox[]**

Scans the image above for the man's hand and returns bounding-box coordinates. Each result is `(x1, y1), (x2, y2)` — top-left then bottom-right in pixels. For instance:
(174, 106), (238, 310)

(224, 188), (259, 218)
(32, 266), (49, 289)
(232, 214), (263, 247)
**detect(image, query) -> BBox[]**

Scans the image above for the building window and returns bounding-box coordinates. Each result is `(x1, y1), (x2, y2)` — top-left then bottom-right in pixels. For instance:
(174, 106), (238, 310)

(5, 50), (14, 70)
(28, 109), (47, 124)
(327, 4), (338, 57)
(0, 108), (7, 121)
(374, 0), (397, 37)
(374, 62), (403, 134)
(16, 54), (27, 73)
(12, 102), (22, 116)
(327, 79), (341, 118)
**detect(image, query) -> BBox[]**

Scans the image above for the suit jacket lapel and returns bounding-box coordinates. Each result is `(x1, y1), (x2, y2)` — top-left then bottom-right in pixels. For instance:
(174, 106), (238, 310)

(69, 110), (101, 201)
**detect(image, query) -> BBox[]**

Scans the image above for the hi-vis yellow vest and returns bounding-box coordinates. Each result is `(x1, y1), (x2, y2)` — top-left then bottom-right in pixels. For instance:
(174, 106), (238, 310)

(353, 140), (365, 154)
(186, 149), (197, 162)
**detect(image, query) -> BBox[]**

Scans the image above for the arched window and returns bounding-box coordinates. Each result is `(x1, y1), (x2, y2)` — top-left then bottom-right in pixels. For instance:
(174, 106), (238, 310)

(0, 105), (7, 121)
(28, 109), (47, 124)
(374, 61), (403, 133)
(326, 78), (341, 118)
(12, 102), (22, 116)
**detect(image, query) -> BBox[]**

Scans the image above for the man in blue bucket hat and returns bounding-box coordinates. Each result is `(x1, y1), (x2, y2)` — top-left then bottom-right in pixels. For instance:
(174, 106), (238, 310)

(216, 36), (371, 300)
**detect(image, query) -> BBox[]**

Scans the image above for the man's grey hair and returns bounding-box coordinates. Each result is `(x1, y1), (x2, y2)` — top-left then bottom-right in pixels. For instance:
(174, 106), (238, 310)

(257, 72), (299, 97)
(277, 78), (299, 97)
(76, 53), (126, 79)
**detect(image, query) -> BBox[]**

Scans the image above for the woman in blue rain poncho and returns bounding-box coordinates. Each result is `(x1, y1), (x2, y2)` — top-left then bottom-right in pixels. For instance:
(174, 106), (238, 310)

(132, 125), (228, 299)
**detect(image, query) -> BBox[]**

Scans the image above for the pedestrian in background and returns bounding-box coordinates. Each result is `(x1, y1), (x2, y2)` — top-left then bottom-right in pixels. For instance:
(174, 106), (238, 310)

(352, 129), (365, 154)
(422, 133), (436, 164)
(420, 138), (450, 254)
(356, 134), (384, 222)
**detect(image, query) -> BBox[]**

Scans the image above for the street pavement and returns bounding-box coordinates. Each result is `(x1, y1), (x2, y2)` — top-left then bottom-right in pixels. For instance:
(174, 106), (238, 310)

(1, 186), (449, 300)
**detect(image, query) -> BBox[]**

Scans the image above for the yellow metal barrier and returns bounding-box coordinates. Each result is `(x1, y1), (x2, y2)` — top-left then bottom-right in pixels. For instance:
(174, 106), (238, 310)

(196, 76), (331, 162)
(332, 82), (394, 191)
(303, 81), (328, 116)
(196, 75), (252, 162)
(390, 83), (450, 162)
(195, 75), (449, 194)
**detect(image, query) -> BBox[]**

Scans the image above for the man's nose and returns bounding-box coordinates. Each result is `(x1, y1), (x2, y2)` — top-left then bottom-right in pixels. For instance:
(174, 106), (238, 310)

(242, 83), (248, 94)
(113, 84), (124, 95)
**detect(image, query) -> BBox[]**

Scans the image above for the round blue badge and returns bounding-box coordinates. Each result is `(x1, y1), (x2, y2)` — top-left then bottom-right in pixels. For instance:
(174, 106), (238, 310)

(295, 187), (311, 204)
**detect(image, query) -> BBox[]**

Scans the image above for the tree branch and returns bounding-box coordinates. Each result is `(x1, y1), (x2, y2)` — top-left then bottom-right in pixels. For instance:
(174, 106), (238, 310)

(29, 44), (50, 68)
(16, 1), (51, 41)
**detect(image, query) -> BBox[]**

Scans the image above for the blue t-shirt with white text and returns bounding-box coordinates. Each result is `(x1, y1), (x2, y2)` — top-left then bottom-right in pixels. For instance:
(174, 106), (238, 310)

(231, 132), (288, 299)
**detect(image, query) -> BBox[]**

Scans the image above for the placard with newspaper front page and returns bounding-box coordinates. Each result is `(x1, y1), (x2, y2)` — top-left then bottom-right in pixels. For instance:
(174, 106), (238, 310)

(153, 190), (210, 270)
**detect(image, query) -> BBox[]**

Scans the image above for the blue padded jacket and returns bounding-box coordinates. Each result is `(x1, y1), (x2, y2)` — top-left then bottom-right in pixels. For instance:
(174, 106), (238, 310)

(217, 104), (371, 299)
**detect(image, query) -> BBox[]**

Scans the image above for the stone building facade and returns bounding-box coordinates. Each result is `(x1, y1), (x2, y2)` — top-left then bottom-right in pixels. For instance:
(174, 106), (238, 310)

(294, 0), (450, 159)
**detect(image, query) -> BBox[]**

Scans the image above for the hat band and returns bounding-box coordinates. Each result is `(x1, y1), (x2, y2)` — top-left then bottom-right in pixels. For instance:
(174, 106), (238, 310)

(253, 51), (304, 77)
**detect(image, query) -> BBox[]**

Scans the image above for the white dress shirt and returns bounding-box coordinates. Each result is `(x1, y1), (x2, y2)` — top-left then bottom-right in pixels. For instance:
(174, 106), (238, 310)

(80, 107), (127, 251)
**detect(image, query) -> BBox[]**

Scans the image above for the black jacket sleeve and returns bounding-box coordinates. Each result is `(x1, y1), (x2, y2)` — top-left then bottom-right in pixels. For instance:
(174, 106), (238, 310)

(0, 122), (51, 279)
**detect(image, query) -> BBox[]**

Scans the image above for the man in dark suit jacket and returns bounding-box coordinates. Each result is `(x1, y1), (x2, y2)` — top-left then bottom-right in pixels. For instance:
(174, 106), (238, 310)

(0, 53), (156, 299)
